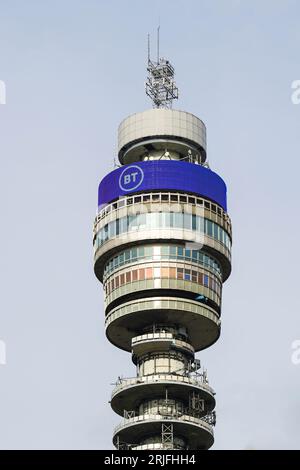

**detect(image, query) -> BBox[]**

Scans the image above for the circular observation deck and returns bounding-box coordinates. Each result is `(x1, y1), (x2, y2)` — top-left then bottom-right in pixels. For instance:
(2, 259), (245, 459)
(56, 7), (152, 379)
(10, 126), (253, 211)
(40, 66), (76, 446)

(105, 296), (220, 352)
(131, 332), (195, 361)
(113, 413), (214, 450)
(110, 374), (216, 417)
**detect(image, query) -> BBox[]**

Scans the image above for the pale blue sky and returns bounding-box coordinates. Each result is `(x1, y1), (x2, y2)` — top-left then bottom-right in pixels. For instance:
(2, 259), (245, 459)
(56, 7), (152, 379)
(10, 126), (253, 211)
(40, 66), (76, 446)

(0, 0), (300, 449)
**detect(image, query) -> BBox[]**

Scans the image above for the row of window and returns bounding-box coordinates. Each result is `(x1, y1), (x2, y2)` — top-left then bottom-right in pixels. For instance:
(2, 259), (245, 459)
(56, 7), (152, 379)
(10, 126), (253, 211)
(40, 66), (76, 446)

(95, 212), (231, 250)
(97, 192), (227, 222)
(104, 266), (222, 298)
(103, 245), (221, 278)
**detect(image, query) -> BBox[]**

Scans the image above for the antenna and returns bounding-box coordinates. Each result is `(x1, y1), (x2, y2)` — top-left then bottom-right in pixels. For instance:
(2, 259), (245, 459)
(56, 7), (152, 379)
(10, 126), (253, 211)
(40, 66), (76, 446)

(147, 33), (150, 64)
(157, 25), (160, 64)
(145, 28), (179, 109)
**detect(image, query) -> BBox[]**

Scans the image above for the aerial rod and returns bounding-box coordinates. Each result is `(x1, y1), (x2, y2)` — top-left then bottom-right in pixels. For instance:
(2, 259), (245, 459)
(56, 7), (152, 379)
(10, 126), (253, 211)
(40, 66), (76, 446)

(157, 25), (160, 64)
(147, 33), (150, 64)
(147, 25), (161, 64)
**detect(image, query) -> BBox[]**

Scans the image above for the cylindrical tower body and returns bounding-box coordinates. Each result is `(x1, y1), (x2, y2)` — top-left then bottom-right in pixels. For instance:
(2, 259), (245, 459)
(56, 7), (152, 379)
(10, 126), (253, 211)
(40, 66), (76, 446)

(93, 108), (232, 450)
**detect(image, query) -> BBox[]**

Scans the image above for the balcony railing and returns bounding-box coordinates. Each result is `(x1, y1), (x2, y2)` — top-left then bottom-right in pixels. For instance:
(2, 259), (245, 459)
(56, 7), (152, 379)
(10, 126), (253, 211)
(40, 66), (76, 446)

(111, 373), (214, 398)
(113, 412), (214, 437)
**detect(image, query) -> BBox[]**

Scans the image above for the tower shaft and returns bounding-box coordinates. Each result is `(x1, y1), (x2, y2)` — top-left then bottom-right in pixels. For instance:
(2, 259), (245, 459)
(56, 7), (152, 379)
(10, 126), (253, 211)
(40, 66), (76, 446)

(94, 107), (232, 450)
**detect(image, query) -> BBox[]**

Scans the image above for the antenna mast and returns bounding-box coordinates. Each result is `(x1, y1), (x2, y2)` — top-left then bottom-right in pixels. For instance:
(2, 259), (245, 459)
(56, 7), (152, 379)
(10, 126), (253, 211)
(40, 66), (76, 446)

(146, 28), (179, 109)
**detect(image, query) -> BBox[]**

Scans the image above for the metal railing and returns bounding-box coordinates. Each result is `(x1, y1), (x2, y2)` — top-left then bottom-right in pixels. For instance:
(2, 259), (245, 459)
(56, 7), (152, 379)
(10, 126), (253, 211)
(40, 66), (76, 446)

(113, 413), (214, 437)
(111, 373), (214, 398)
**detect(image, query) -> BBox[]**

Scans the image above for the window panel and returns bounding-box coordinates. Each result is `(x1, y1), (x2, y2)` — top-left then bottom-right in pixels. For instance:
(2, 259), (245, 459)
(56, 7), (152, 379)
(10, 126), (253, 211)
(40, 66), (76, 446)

(161, 267), (169, 278)
(177, 268), (184, 280)
(177, 246), (183, 257)
(169, 267), (176, 278)
(145, 267), (153, 279)
(154, 267), (160, 278)
(139, 269), (145, 280)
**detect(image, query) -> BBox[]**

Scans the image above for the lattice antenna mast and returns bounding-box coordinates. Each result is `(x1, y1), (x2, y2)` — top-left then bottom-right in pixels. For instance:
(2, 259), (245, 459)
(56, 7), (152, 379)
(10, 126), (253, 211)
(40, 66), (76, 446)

(146, 27), (179, 109)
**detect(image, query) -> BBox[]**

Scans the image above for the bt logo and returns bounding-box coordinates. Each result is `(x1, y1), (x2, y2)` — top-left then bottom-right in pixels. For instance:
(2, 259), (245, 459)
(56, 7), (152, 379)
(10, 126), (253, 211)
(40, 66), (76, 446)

(119, 165), (144, 192)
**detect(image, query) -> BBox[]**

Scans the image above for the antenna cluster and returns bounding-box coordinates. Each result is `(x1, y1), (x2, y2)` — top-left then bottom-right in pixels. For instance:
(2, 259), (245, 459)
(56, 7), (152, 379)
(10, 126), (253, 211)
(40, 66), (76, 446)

(146, 27), (179, 109)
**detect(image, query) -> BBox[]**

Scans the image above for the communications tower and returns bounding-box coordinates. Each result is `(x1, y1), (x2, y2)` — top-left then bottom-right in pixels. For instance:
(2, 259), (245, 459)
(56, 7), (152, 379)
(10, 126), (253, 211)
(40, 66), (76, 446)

(93, 35), (232, 450)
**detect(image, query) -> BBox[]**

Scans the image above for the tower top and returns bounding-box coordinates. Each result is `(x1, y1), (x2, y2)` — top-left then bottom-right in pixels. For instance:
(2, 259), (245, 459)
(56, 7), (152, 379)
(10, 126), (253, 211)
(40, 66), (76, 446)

(145, 27), (179, 109)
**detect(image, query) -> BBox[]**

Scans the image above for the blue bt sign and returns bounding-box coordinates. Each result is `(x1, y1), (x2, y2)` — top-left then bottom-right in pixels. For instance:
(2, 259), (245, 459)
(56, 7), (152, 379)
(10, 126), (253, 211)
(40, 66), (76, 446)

(119, 165), (144, 192)
(98, 160), (227, 211)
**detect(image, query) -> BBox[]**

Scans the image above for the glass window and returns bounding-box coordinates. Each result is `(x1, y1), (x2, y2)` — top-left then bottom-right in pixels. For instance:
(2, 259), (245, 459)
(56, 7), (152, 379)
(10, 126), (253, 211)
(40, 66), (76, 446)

(120, 274), (125, 285)
(184, 213), (191, 230)
(170, 246), (177, 258)
(108, 221), (115, 238)
(154, 267), (160, 278)
(161, 246), (169, 256)
(207, 220), (213, 237)
(177, 268), (184, 280)
(192, 214), (197, 230)
(138, 247), (145, 257)
(197, 216), (204, 232)
(192, 270), (197, 282)
(145, 267), (153, 279)
(145, 246), (152, 257)
(213, 223), (218, 240)
(177, 246), (183, 257)
(120, 216), (127, 234)
(184, 269), (191, 281)
(132, 270), (138, 281)
(126, 272), (131, 283)
(204, 275), (209, 287)
(139, 269), (145, 280)
(169, 267), (176, 278)
(174, 212), (183, 227)
(161, 267), (169, 278)
(168, 212), (174, 227)
(164, 212), (171, 227)
(115, 277), (119, 288)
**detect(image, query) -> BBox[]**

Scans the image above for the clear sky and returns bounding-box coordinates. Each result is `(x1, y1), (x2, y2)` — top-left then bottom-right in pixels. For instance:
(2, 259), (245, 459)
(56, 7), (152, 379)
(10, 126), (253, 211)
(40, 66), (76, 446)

(0, 0), (300, 449)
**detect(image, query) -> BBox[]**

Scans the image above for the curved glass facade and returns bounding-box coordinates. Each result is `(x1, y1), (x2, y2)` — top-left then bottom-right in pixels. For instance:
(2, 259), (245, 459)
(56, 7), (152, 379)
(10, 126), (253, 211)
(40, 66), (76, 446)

(104, 265), (222, 298)
(95, 212), (231, 250)
(103, 245), (221, 279)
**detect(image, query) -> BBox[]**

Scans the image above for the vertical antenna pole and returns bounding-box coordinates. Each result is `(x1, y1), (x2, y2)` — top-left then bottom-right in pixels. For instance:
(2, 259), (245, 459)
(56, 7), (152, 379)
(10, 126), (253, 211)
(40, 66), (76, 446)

(147, 33), (150, 64)
(157, 25), (160, 64)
